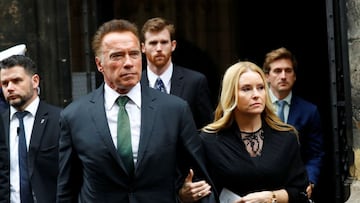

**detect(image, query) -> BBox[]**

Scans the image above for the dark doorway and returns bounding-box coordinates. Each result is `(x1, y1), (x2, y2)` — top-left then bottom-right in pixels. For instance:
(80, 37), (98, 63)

(233, 3), (333, 201)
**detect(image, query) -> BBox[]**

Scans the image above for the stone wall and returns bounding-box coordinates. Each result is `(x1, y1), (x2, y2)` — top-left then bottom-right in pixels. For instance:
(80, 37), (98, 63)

(347, 0), (360, 179)
(346, 0), (360, 202)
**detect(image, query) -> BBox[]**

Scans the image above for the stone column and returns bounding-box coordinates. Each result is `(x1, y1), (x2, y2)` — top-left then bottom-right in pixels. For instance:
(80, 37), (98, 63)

(345, 0), (360, 202)
(347, 0), (360, 178)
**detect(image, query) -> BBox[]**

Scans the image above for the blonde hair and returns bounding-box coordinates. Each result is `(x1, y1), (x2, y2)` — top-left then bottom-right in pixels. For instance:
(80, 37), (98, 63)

(202, 61), (297, 134)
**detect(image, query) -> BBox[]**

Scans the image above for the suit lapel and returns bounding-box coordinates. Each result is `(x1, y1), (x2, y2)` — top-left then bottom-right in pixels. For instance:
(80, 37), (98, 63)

(140, 70), (150, 87)
(88, 85), (126, 170)
(141, 66), (185, 96)
(28, 102), (48, 177)
(136, 85), (156, 169)
(170, 65), (184, 96)
(287, 96), (299, 125)
(90, 86), (119, 157)
(2, 111), (10, 148)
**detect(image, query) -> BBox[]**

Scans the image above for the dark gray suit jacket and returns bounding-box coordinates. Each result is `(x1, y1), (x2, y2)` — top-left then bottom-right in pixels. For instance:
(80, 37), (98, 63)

(141, 64), (214, 129)
(0, 101), (61, 203)
(56, 83), (217, 203)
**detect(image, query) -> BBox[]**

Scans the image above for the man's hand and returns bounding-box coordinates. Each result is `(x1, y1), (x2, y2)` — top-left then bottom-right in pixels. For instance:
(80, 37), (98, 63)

(306, 183), (314, 198)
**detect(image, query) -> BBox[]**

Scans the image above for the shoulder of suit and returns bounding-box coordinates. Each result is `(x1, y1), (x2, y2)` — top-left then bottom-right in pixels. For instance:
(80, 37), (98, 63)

(145, 85), (188, 104)
(173, 64), (206, 78)
(38, 101), (62, 113)
(61, 88), (98, 113)
(292, 95), (318, 110)
(266, 124), (298, 143)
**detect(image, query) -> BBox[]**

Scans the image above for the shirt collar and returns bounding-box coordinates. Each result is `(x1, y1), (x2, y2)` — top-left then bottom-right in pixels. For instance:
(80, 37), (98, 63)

(269, 89), (292, 105)
(10, 96), (40, 119)
(104, 82), (141, 110)
(146, 62), (173, 88)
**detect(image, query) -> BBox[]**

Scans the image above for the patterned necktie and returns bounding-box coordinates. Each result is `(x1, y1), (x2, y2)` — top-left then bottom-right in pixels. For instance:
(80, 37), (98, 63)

(117, 96), (134, 175)
(155, 78), (166, 93)
(15, 111), (34, 203)
(277, 100), (286, 122)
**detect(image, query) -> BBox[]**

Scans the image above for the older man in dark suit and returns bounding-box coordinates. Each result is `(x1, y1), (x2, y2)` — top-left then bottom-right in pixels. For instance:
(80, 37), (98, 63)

(0, 55), (61, 203)
(56, 19), (216, 203)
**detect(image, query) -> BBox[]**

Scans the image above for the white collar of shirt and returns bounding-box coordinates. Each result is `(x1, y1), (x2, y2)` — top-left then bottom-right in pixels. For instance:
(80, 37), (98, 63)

(10, 96), (40, 119)
(104, 82), (141, 110)
(269, 89), (292, 123)
(146, 62), (173, 93)
(269, 89), (292, 105)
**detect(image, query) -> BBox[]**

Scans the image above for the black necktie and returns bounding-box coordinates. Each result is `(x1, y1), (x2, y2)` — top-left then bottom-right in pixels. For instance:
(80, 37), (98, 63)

(117, 96), (134, 175)
(15, 111), (34, 203)
(155, 78), (166, 93)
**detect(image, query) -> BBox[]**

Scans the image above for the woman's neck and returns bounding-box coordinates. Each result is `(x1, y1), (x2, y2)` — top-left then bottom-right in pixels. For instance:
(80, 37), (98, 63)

(235, 113), (262, 133)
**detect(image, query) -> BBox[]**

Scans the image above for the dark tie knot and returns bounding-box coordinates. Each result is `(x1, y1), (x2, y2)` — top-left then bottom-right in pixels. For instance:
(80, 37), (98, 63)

(117, 96), (129, 107)
(15, 111), (29, 120)
(156, 78), (163, 83)
(155, 78), (166, 93)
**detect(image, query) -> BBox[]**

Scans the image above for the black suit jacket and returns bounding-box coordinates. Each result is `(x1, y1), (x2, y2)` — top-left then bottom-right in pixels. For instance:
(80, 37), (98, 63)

(0, 114), (8, 203)
(141, 64), (214, 129)
(0, 101), (61, 203)
(56, 83), (217, 203)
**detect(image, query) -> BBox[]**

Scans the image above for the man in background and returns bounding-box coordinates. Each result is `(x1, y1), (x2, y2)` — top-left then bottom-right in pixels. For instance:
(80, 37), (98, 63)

(263, 47), (325, 199)
(0, 44), (27, 114)
(140, 17), (214, 129)
(0, 55), (61, 203)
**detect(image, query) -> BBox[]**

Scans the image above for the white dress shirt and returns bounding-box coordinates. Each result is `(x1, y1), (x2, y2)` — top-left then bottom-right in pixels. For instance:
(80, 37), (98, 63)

(104, 82), (141, 164)
(146, 62), (173, 94)
(268, 89), (292, 123)
(10, 97), (40, 203)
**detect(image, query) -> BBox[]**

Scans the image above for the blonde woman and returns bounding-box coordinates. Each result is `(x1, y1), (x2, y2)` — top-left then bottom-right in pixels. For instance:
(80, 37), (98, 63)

(200, 61), (309, 203)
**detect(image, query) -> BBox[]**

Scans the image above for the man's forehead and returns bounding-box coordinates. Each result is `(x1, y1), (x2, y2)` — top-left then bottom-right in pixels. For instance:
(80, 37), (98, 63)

(103, 32), (139, 43)
(272, 66), (293, 70)
(0, 65), (26, 73)
(102, 37), (140, 52)
(270, 59), (293, 69)
(0, 67), (27, 81)
(144, 29), (170, 39)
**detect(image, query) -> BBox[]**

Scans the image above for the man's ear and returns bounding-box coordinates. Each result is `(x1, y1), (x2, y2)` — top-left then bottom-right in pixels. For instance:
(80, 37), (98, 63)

(95, 57), (103, 72)
(141, 42), (146, 53)
(32, 74), (40, 89)
(171, 40), (177, 52)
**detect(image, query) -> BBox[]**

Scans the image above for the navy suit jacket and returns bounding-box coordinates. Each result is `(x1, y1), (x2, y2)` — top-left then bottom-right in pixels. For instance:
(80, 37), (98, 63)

(0, 89), (9, 113)
(141, 64), (214, 129)
(0, 101), (61, 203)
(287, 96), (324, 185)
(56, 83), (217, 203)
(0, 114), (7, 203)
